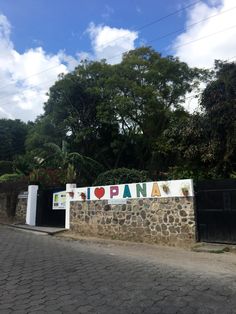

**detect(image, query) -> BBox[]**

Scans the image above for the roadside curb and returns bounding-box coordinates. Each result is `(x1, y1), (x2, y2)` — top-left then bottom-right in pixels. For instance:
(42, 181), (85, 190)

(191, 243), (236, 254)
(57, 232), (236, 254)
(4, 224), (66, 235)
(55, 231), (195, 251)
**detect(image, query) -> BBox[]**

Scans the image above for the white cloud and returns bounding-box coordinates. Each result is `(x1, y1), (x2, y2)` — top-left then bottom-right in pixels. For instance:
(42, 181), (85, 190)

(86, 23), (138, 64)
(0, 15), (138, 121)
(173, 0), (236, 68)
(76, 51), (93, 62)
(0, 14), (79, 122)
(172, 0), (236, 112)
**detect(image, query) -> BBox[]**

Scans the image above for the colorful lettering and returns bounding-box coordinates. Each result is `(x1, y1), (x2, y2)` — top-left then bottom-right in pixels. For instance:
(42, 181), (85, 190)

(110, 186), (119, 198)
(87, 187), (90, 200)
(151, 182), (161, 197)
(123, 184), (131, 198)
(136, 183), (147, 197)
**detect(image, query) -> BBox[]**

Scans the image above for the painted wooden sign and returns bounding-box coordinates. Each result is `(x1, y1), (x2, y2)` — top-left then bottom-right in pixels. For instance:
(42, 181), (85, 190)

(52, 179), (193, 208)
(52, 191), (66, 210)
(71, 179), (194, 201)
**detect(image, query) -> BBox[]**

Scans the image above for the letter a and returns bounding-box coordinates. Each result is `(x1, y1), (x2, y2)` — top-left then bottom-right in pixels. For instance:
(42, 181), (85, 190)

(123, 185), (131, 198)
(151, 183), (161, 197)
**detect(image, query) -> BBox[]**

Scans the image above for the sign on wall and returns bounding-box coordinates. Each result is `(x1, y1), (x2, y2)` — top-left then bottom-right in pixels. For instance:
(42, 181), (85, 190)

(72, 179), (194, 202)
(52, 191), (66, 210)
(18, 191), (28, 199)
(52, 179), (193, 207)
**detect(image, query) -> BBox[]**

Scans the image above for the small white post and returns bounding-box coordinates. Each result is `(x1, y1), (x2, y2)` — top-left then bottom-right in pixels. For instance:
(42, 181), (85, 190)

(26, 185), (39, 226)
(65, 183), (76, 229)
(190, 179), (194, 196)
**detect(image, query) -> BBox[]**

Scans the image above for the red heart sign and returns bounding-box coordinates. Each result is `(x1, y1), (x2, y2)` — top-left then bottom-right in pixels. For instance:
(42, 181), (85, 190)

(94, 187), (105, 199)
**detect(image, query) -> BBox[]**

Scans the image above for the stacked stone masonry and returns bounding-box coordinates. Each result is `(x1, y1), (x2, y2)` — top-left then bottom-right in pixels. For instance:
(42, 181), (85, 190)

(15, 197), (27, 223)
(0, 192), (27, 223)
(70, 197), (196, 247)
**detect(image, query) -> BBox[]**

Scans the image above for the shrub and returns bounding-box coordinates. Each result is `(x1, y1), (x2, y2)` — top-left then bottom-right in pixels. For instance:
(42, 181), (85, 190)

(0, 161), (14, 176)
(93, 168), (151, 186)
(167, 166), (216, 181)
(0, 173), (24, 183)
(28, 168), (65, 187)
(66, 164), (76, 183)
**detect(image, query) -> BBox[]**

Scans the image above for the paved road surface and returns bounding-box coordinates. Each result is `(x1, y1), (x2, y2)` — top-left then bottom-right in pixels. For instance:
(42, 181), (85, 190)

(0, 226), (236, 314)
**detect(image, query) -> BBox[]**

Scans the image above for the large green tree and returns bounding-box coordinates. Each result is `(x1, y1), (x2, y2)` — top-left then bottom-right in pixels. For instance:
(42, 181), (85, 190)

(0, 119), (28, 161)
(30, 47), (206, 174)
(97, 47), (205, 172)
(159, 60), (236, 179)
(200, 60), (236, 176)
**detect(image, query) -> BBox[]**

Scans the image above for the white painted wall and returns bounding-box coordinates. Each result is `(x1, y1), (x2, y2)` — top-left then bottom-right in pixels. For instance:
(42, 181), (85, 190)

(26, 185), (39, 226)
(72, 179), (194, 201)
(65, 183), (76, 229)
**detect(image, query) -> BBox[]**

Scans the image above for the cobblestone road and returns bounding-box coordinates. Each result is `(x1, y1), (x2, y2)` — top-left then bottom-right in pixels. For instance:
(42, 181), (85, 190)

(0, 226), (236, 314)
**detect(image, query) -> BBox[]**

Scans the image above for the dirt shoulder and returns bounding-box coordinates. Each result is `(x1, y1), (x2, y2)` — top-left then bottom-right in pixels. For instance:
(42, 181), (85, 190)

(57, 231), (236, 278)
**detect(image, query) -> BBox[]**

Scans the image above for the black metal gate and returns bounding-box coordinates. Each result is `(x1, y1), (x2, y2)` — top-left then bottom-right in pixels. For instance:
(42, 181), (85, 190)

(36, 187), (65, 227)
(195, 179), (236, 244)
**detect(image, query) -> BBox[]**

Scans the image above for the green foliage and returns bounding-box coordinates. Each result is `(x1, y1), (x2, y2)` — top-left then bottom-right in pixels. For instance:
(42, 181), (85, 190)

(13, 152), (42, 175)
(28, 168), (65, 187)
(230, 171), (236, 179)
(157, 60), (236, 179)
(29, 168), (40, 183)
(0, 119), (28, 160)
(33, 141), (105, 185)
(199, 60), (236, 176)
(66, 163), (76, 183)
(25, 116), (63, 152)
(0, 161), (14, 176)
(72, 154), (105, 185)
(167, 166), (213, 181)
(3, 48), (234, 181)
(0, 173), (24, 183)
(93, 168), (151, 186)
(39, 47), (205, 172)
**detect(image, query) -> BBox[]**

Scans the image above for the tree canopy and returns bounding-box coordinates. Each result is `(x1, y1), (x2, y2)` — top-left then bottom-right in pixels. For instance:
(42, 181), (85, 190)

(159, 60), (236, 179)
(0, 119), (28, 161)
(0, 47), (235, 184)
(36, 47), (206, 176)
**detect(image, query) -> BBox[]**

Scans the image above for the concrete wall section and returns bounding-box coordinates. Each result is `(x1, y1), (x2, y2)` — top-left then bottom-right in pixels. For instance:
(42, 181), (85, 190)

(70, 197), (196, 247)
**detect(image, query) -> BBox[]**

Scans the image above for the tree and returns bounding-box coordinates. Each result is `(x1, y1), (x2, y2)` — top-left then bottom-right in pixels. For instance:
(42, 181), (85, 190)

(36, 141), (105, 185)
(160, 60), (236, 179)
(0, 119), (28, 161)
(41, 47), (205, 174)
(199, 60), (236, 176)
(25, 115), (64, 152)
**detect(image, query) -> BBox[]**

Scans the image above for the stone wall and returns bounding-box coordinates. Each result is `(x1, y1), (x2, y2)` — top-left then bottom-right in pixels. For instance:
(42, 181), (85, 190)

(70, 197), (196, 247)
(15, 197), (27, 223)
(0, 192), (27, 223)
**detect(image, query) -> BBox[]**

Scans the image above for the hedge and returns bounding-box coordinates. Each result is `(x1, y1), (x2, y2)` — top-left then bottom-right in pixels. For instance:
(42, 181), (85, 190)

(93, 168), (151, 186)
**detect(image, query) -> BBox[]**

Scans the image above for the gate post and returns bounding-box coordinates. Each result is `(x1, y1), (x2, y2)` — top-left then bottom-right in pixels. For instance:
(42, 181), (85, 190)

(26, 185), (39, 226)
(65, 183), (76, 229)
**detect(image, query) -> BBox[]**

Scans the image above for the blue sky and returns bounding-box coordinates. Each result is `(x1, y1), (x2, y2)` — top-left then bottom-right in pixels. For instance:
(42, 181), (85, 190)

(0, 0), (235, 121)
(0, 0), (186, 56)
